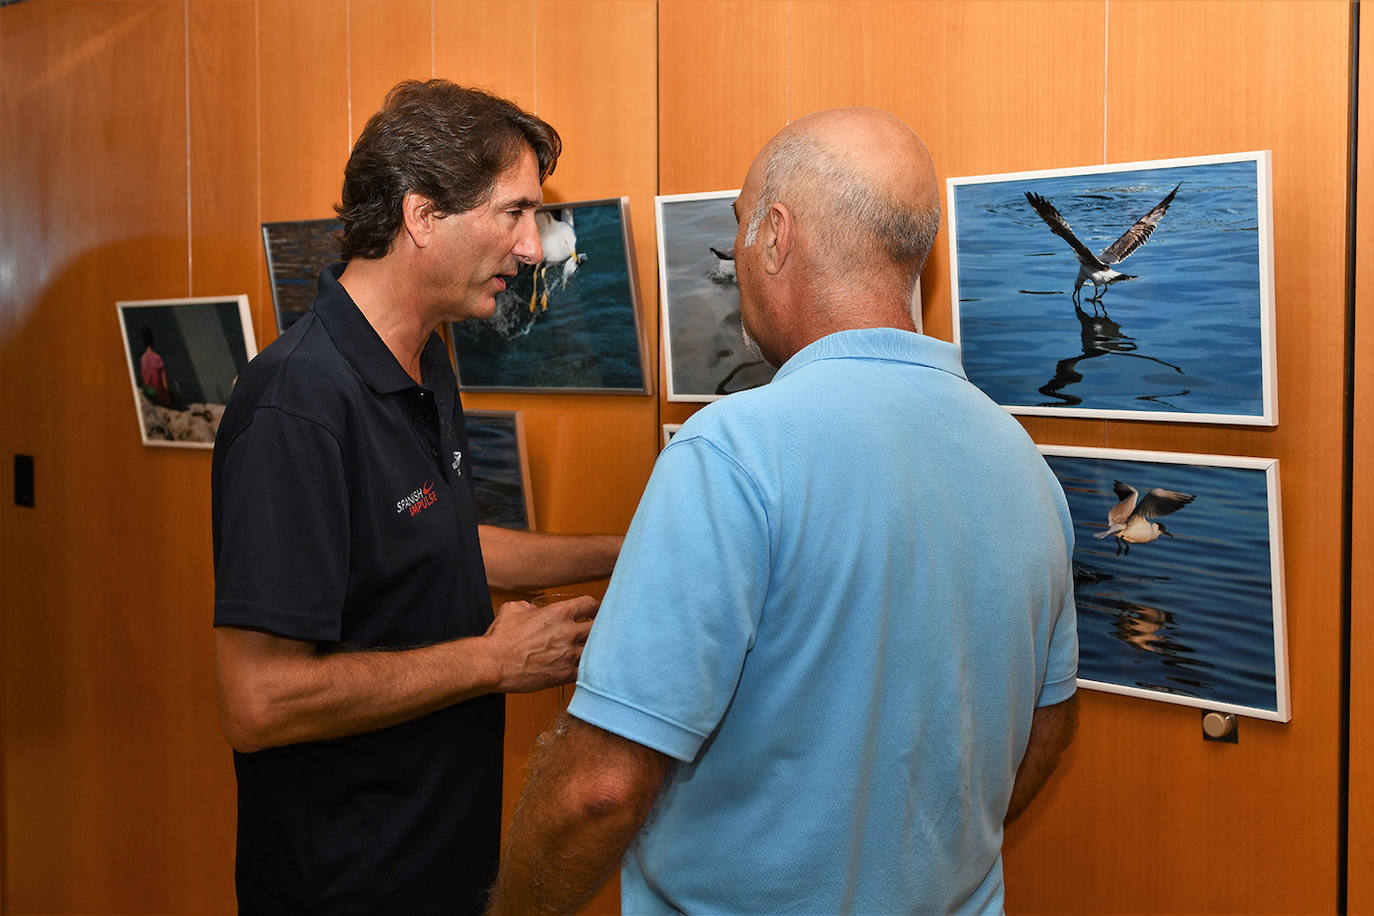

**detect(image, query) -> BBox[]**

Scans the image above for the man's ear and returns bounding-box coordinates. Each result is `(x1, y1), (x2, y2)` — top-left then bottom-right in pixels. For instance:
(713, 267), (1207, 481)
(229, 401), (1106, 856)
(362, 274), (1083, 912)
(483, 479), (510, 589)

(761, 202), (794, 277)
(401, 191), (438, 249)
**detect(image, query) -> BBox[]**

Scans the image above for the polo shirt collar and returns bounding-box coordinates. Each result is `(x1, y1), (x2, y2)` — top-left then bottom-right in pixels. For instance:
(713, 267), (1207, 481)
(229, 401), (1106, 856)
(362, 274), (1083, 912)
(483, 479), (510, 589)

(312, 262), (452, 394)
(772, 326), (967, 383)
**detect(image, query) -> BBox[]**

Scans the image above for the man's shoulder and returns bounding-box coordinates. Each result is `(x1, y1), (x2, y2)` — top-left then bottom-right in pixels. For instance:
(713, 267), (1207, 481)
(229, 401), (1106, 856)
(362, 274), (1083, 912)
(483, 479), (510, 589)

(221, 313), (358, 440)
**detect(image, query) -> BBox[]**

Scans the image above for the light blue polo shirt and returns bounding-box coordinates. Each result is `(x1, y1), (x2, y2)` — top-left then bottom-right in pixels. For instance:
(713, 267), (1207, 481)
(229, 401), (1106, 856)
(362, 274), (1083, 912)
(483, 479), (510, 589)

(570, 328), (1077, 914)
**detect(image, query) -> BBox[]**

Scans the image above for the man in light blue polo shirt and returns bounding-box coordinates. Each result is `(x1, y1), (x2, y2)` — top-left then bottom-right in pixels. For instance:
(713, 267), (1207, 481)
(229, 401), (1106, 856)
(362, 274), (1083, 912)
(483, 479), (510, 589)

(489, 107), (1078, 915)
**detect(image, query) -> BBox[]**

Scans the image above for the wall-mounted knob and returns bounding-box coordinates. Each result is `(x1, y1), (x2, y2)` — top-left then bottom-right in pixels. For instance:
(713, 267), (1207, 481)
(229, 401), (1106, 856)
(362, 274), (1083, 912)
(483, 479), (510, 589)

(1202, 711), (1238, 742)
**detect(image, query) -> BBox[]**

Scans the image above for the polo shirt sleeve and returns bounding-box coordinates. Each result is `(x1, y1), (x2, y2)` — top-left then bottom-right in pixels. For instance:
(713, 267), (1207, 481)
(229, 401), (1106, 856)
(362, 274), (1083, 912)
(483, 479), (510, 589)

(568, 434), (771, 763)
(213, 407), (349, 644)
(1036, 518), (1079, 708)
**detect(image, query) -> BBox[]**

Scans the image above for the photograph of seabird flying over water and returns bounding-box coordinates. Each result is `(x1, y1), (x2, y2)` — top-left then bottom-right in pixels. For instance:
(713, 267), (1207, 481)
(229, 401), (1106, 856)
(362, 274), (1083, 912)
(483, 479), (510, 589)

(947, 151), (1275, 425)
(1040, 445), (1289, 721)
(450, 197), (648, 394)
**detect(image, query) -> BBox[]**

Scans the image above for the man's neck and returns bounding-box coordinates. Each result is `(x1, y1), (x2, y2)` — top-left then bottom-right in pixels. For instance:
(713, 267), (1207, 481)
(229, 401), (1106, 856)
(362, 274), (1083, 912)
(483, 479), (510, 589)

(338, 256), (435, 384)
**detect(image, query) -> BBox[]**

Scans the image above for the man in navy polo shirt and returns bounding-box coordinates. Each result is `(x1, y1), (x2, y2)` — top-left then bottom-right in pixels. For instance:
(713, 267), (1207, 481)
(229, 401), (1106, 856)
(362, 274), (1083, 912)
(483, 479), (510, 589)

(211, 80), (622, 914)
(488, 108), (1079, 914)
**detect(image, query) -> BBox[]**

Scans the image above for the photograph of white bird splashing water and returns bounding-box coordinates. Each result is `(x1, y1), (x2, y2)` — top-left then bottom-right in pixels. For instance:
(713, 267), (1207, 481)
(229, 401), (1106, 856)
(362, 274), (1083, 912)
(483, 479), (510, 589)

(656, 190), (777, 401)
(948, 151), (1275, 425)
(1040, 445), (1289, 721)
(450, 197), (648, 393)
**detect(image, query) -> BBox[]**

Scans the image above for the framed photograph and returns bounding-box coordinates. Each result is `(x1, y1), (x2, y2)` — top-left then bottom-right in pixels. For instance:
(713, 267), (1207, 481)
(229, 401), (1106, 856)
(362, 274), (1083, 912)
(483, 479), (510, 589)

(464, 409), (536, 530)
(450, 197), (648, 394)
(661, 423), (681, 447)
(262, 218), (342, 334)
(1040, 445), (1288, 721)
(116, 295), (258, 449)
(948, 151), (1276, 425)
(656, 190), (776, 402)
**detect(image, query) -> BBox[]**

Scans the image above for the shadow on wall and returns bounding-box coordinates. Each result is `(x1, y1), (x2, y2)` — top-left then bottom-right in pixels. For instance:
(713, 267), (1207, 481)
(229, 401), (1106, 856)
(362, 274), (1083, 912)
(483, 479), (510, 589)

(0, 236), (238, 909)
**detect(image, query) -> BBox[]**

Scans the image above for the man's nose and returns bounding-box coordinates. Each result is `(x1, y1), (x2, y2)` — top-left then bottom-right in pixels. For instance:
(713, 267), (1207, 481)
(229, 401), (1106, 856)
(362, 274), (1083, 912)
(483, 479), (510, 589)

(515, 218), (543, 265)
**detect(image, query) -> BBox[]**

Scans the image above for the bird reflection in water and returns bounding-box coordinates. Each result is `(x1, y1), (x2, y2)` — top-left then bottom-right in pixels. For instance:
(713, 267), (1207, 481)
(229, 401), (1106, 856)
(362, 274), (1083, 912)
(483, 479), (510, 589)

(1075, 572), (1217, 695)
(1110, 602), (1175, 655)
(1035, 302), (1188, 408)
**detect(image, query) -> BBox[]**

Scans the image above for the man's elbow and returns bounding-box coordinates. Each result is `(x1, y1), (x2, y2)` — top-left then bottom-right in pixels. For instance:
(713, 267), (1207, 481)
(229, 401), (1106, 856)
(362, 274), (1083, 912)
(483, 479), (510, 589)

(217, 682), (290, 754)
(568, 768), (660, 827)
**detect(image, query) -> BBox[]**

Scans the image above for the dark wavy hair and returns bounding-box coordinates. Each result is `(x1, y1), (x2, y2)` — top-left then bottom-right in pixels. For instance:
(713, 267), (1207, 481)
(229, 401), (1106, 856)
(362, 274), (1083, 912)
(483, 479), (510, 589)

(335, 80), (561, 260)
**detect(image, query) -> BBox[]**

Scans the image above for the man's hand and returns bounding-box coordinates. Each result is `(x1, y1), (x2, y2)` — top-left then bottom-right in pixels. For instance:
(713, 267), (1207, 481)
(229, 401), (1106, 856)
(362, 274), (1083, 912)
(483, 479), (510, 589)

(483, 595), (597, 693)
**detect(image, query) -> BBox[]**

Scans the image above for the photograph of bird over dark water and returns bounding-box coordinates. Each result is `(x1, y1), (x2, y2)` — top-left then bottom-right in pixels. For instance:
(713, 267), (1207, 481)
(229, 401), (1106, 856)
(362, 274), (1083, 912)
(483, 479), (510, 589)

(262, 218), (344, 334)
(656, 190), (777, 401)
(463, 410), (534, 530)
(451, 198), (647, 393)
(1040, 446), (1288, 721)
(948, 152), (1274, 425)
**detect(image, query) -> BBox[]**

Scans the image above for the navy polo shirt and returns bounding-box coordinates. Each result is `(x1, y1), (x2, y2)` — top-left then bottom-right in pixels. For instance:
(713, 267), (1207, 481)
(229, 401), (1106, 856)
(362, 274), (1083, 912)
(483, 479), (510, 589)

(212, 263), (501, 914)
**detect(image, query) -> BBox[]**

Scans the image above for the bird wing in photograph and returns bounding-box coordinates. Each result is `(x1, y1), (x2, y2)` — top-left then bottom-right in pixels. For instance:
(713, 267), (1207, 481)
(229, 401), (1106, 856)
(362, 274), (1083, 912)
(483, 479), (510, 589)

(1107, 480), (1139, 526)
(1094, 480), (1138, 539)
(1133, 487), (1196, 520)
(1098, 182), (1181, 265)
(1025, 191), (1106, 268)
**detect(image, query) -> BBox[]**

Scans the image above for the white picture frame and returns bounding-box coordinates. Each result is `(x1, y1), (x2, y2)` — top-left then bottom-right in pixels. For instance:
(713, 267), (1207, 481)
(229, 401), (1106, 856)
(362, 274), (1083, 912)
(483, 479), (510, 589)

(116, 295), (257, 449)
(1040, 444), (1289, 721)
(948, 151), (1276, 425)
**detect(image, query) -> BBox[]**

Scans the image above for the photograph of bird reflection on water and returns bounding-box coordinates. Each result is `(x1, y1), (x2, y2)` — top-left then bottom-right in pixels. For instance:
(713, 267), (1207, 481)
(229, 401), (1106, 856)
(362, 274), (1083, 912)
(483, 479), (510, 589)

(949, 153), (1271, 424)
(1041, 446), (1287, 720)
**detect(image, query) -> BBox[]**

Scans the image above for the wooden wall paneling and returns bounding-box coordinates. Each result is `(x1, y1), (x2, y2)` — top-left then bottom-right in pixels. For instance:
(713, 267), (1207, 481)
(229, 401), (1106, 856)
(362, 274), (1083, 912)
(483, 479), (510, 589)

(256, 0), (350, 353)
(656, 0), (786, 427)
(185, 0), (260, 909)
(658, 0), (787, 195)
(1348, 0), (1373, 906)
(191, 0), (263, 322)
(1001, 2), (1351, 913)
(787, 0), (1107, 345)
(434, 0), (537, 108)
(0, 1), (209, 910)
(0, 4), (15, 901)
(257, 0), (349, 220)
(348, 0), (435, 143)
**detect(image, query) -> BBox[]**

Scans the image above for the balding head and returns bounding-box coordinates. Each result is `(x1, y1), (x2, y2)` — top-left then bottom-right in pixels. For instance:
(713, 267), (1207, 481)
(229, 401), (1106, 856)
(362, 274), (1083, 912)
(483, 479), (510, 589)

(741, 107), (939, 304)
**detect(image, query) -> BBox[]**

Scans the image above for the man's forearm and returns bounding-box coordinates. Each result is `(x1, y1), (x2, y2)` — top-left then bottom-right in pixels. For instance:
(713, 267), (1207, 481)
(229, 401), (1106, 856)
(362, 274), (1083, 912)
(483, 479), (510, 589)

(216, 594), (595, 753)
(479, 525), (623, 592)
(488, 715), (670, 916)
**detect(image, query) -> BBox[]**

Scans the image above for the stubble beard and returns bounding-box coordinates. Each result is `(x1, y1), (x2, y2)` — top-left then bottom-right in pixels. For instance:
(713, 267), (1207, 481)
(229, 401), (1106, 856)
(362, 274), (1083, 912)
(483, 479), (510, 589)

(741, 317), (764, 362)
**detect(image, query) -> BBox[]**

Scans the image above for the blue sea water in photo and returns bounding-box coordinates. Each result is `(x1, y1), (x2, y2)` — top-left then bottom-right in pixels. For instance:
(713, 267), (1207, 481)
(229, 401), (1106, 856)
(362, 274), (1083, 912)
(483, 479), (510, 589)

(452, 202), (645, 391)
(953, 160), (1265, 417)
(263, 218), (342, 333)
(464, 413), (529, 529)
(659, 196), (775, 397)
(1044, 454), (1281, 713)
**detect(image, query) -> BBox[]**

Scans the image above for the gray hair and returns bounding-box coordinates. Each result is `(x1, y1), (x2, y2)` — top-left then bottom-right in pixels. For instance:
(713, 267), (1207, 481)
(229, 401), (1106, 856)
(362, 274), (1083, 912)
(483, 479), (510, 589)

(744, 132), (940, 293)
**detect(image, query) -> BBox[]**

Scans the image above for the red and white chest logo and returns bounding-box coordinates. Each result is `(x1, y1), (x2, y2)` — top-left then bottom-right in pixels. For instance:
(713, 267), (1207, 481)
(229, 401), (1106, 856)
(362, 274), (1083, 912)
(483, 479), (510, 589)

(395, 481), (439, 517)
